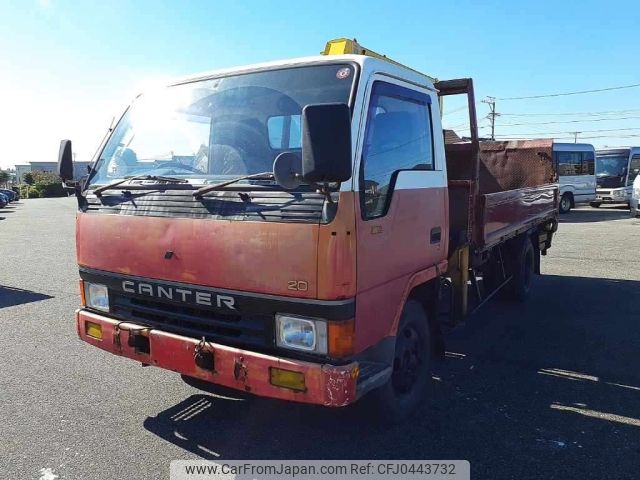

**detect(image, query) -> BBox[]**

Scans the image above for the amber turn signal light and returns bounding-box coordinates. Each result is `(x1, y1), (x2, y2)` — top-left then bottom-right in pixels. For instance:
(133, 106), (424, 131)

(328, 319), (355, 357)
(79, 279), (86, 306)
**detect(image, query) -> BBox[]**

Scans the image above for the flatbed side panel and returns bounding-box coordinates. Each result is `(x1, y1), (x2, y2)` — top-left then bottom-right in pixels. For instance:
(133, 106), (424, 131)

(481, 184), (558, 248)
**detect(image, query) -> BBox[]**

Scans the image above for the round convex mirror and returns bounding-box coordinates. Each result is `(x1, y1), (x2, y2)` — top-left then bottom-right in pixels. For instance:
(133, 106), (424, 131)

(273, 152), (302, 189)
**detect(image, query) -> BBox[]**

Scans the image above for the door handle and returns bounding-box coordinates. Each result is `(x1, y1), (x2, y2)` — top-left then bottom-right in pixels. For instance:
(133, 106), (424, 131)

(430, 227), (442, 244)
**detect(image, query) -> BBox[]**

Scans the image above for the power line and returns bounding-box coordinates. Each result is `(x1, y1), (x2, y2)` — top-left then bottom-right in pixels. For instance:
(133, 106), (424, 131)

(499, 108), (640, 117)
(494, 82), (640, 101)
(442, 105), (469, 117)
(495, 115), (640, 127)
(495, 133), (640, 140)
(493, 127), (640, 137)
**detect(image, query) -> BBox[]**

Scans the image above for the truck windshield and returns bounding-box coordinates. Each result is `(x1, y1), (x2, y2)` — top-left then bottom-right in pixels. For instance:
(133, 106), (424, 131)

(88, 64), (355, 188)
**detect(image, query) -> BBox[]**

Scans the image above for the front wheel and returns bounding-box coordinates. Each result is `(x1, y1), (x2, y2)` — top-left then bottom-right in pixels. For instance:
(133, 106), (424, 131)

(559, 193), (572, 214)
(590, 202), (601, 208)
(366, 300), (432, 423)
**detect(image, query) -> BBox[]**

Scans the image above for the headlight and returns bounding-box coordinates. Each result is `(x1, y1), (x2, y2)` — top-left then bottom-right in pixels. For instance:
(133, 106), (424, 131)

(84, 282), (109, 312)
(276, 314), (327, 354)
(613, 189), (625, 197)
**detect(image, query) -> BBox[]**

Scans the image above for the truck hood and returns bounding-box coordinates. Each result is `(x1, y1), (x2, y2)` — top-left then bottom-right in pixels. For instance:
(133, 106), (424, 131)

(76, 213), (320, 298)
(76, 190), (357, 300)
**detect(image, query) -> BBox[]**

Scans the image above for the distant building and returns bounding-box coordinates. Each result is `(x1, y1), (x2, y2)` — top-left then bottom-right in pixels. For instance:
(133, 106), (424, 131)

(15, 161), (91, 183)
(15, 164), (31, 184)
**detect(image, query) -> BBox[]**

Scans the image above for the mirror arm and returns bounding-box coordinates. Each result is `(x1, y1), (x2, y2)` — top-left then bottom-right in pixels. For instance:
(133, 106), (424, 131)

(304, 178), (334, 204)
(62, 180), (88, 210)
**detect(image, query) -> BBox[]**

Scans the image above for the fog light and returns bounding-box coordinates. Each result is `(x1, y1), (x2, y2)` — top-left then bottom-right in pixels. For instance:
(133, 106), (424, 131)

(85, 321), (103, 340)
(269, 367), (306, 392)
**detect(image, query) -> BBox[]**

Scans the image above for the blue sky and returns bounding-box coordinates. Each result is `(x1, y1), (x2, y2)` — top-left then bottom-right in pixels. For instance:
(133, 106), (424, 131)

(1, 0), (638, 168)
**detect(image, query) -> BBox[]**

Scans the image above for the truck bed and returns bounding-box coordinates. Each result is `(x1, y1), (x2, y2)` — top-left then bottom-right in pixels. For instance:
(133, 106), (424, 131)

(481, 184), (557, 249)
(445, 139), (558, 253)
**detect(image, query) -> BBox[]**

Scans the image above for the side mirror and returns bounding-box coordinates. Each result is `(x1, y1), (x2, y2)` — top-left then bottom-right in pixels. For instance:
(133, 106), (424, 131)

(58, 139), (74, 181)
(301, 103), (352, 184)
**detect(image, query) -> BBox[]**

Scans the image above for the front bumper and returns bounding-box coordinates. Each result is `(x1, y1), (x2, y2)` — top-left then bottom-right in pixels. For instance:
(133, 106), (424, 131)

(76, 309), (359, 407)
(595, 192), (630, 204)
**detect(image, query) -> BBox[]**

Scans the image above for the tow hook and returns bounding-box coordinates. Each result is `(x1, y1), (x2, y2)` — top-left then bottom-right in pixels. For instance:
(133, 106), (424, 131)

(113, 325), (122, 352)
(194, 337), (215, 371)
(234, 356), (248, 383)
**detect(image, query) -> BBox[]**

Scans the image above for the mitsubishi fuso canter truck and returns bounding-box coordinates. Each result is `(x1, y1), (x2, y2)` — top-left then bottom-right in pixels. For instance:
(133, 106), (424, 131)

(59, 38), (558, 420)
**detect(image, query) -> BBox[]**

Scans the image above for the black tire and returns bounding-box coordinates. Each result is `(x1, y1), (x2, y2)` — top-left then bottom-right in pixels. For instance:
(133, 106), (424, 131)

(506, 238), (535, 302)
(559, 193), (572, 214)
(367, 300), (432, 423)
(590, 202), (601, 208)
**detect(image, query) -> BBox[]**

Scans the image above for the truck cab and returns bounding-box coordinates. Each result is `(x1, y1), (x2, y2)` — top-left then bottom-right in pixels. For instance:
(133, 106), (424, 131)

(60, 39), (557, 419)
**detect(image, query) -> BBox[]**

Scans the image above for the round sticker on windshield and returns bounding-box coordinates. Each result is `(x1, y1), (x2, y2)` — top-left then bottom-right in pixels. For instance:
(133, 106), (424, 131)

(336, 67), (351, 80)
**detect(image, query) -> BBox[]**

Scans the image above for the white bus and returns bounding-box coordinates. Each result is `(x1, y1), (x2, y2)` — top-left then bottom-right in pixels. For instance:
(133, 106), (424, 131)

(592, 147), (640, 208)
(553, 143), (596, 213)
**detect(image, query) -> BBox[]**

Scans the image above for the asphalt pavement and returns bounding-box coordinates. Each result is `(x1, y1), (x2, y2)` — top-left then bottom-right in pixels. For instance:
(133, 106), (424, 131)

(1, 198), (639, 480)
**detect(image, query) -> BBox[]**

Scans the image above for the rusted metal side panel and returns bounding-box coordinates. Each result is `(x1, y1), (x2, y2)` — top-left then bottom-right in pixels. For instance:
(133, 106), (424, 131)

(472, 139), (556, 249)
(481, 184), (558, 248)
(478, 139), (555, 194)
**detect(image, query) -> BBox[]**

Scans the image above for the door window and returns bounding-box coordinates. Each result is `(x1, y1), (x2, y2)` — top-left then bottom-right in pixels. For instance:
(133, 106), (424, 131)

(360, 82), (434, 219)
(555, 152), (582, 176)
(582, 151), (595, 175)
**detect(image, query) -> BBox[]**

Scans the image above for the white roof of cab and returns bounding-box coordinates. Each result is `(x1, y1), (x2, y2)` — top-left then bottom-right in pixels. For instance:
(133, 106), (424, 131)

(168, 54), (437, 92)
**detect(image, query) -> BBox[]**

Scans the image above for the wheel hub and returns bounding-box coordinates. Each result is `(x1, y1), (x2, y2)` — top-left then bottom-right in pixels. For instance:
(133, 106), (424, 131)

(392, 326), (423, 394)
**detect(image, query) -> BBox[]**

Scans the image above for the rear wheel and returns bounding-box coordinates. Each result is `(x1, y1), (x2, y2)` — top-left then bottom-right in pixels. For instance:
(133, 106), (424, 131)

(367, 300), (432, 423)
(590, 202), (601, 208)
(559, 193), (572, 214)
(505, 238), (535, 302)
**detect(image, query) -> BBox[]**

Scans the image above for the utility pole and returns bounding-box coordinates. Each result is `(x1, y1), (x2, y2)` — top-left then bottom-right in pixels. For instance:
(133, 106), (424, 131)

(573, 132), (580, 143)
(482, 97), (498, 140)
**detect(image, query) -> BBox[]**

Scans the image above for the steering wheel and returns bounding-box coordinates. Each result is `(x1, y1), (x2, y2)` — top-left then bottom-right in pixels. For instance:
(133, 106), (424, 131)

(211, 121), (272, 175)
(151, 160), (203, 173)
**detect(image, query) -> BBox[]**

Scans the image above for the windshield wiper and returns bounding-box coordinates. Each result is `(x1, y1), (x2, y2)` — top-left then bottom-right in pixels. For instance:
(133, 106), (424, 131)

(193, 172), (274, 198)
(93, 175), (189, 197)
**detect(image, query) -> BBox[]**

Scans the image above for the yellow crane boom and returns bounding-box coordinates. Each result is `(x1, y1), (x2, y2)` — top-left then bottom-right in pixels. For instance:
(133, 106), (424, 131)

(322, 38), (438, 84)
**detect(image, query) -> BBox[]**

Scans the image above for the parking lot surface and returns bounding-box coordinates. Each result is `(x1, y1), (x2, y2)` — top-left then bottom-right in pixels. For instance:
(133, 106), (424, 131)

(1, 198), (639, 479)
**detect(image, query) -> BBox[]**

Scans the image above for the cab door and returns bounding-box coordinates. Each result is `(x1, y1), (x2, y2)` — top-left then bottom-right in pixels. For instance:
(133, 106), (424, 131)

(353, 76), (448, 349)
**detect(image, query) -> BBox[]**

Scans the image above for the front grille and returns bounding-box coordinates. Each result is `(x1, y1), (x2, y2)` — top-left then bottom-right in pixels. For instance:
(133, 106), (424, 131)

(110, 292), (274, 349)
(84, 189), (329, 224)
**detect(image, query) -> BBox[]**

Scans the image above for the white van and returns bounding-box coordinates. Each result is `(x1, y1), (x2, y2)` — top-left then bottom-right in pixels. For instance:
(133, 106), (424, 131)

(553, 143), (596, 213)
(593, 147), (640, 208)
(631, 174), (640, 217)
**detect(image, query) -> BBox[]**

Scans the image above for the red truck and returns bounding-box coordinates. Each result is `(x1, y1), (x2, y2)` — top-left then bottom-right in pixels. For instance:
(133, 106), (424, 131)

(59, 39), (558, 420)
